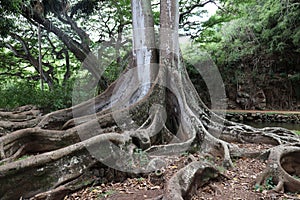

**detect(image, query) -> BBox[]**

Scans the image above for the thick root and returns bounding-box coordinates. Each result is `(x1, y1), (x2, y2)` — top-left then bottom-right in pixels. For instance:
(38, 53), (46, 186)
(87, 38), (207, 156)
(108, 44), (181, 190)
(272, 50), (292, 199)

(0, 105), (42, 135)
(255, 143), (300, 193)
(1, 56), (300, 200)
(0, 105), (41, 120)
(0, 131), (134, 200)
(163, 161), (220, 200)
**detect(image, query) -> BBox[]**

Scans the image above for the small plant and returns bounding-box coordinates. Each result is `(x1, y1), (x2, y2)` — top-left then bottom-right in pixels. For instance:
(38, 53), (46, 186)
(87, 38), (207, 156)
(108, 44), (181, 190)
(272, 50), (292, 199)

(254, 176), (276, 192)
(88, 187), (95, 192)
(216, 165), (226, 173)
(293, 175), (300, 180)
(203, 155), (215, 163)
(180, 151), (190, 157)
(133, 148), (149, 167)
(16, 155), (30, 161)
(254, 184), (264, 192)
(98, 190), (116, 198)
(265, 176), (275, 190)
(293, 130), (300, 135)
(137, 177), (145, 182)
(83, 180), (93, 186)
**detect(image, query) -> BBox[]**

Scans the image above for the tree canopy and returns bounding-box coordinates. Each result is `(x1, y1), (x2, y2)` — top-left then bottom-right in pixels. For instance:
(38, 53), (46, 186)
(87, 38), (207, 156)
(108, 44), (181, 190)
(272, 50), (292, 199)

(195, 0), (300, 109)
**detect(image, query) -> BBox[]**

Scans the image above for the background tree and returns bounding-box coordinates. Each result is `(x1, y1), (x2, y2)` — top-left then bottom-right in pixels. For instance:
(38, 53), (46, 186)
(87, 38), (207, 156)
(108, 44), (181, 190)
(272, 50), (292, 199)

(196, 0), (300, 109)
(0, 0), (135, 110)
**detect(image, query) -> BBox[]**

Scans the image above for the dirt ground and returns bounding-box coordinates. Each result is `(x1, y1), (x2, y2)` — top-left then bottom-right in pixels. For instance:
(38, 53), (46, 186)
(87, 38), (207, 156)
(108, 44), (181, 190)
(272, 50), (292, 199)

(65, 144), (300, 200)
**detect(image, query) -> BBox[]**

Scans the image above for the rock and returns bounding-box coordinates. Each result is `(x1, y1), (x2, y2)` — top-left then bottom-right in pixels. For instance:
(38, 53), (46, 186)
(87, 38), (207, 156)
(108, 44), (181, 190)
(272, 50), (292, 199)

(247, 116), (253, 121)
(239, 115), (244, 121)
(225, 112), (300, 124)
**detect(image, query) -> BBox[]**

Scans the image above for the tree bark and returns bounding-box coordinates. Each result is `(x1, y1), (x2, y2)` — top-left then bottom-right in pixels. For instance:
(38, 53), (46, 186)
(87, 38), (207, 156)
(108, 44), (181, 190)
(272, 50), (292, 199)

(0, 1), (300, 200)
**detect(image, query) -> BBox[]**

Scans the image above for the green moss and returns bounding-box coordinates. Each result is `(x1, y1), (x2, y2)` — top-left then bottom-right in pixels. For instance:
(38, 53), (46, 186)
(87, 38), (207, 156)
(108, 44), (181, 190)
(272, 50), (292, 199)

(137, 177), (145, 182)
(293, 130), (300, 135)
(293, 175), (300, 180)
(98, 189), (116, 198)
(16, 155), (30, 161)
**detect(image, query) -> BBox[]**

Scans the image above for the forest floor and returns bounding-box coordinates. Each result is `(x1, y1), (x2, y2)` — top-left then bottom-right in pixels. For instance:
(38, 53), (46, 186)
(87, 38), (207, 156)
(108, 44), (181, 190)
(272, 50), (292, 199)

(64, 143), (300, 200)
(217, 109), (300, 114)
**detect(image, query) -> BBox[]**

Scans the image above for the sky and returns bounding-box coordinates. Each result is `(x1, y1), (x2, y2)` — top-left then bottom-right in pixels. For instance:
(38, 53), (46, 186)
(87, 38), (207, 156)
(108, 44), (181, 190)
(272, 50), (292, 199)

(179, 2), (218, 43)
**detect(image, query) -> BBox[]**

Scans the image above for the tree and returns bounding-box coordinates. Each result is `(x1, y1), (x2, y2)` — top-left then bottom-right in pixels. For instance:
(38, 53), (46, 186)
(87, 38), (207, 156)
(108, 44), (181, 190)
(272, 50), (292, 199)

(196, 0), (300, 109)
(0, 1), (300, 200)
(0, 0), (111, 90)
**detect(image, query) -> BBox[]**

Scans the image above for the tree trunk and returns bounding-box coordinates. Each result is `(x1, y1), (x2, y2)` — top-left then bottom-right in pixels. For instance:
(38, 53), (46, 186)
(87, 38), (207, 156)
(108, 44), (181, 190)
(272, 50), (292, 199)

(1, 1), (300, 200)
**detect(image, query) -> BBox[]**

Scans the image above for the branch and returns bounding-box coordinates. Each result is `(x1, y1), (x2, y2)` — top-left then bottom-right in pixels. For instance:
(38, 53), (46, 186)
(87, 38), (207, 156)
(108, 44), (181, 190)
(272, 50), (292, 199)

(63, 49), (71, 84)
(179, 0), (214, 23)
(211, 1), (231, 14)
(21, 5), (86, 61)
(64, 14), (91, 51)
(21, 7), (101, 80)
(9, 33), (30, 55)
(6, 33), (55, 88)
(5, 43), (27, 59)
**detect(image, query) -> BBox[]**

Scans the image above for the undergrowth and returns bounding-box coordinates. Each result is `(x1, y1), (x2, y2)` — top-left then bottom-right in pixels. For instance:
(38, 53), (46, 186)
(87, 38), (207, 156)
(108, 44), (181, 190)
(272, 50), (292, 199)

(0, 81), (73, 112)
(294, 130), (300, 135)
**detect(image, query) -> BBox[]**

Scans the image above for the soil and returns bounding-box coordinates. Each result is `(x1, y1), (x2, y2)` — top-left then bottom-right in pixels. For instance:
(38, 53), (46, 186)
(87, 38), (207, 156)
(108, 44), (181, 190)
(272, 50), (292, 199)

(219, 110), (300, 114)
(64, 144), (300, 200)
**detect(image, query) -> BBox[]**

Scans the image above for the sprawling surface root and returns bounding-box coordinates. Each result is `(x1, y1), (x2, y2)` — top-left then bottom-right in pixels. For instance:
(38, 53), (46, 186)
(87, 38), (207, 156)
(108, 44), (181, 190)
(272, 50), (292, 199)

(163, 161), (220, 200)
(0, 63), (300, 200)
(255, 143), (300, 193)
(0, 105), (42, 136)
(0, 105), (40, 119)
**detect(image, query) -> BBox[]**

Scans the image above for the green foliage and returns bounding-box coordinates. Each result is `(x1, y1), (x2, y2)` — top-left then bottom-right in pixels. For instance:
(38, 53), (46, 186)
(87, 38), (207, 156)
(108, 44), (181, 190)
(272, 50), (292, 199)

(0, 18), (15, 37)
(98, 189), (115, 198)
(294, 130), (300, 135)
(0, 0), (22, 12)
(201, 0), (299, 54)
(133, 148), (149, 167)
(70, 0), (103, 17)
(16, 155), (30, 161)
(265, 176), (275, 190)
(254, 184), (264, 192)
(0, 80), (73, 112)
(195, 0), (300, 94)
(136, 177), (145, 182)
(288, 73), (300, 82)
(0, 0), (21, 36)
(254, 176), (275, 192)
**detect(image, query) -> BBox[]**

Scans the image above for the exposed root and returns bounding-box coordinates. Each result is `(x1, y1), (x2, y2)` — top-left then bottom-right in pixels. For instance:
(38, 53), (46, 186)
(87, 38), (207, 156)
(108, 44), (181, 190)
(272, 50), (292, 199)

(219, 121), (300, 145)
(0, 105), (42, 136)
(0, 117), (42, 134)
(0, 128), (80, 160)
(0, 105), (41, 120)
(1, 58), (300, 200)
(255, 143), (300, 193)
(163, 161), (220, 200)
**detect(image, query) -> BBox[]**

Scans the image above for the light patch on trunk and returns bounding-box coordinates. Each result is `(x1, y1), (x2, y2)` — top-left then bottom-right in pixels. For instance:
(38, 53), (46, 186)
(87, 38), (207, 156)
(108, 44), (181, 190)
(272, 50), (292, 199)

(167, 0), (172, 20)
(132, 0), (152, 98)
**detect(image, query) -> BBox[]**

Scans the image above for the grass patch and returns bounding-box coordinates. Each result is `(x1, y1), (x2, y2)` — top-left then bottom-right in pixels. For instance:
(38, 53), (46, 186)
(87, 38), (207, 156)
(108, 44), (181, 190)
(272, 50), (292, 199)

(16, 155), (30, 161)
(254, 176), (276, 192)
(98, 190), (116, 198)
(293, 130), (300, 135)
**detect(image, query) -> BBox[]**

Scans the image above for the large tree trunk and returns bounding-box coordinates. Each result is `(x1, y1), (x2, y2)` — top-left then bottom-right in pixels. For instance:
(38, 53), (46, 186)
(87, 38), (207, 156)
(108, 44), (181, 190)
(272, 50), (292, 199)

(1, 1), (300, 200)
